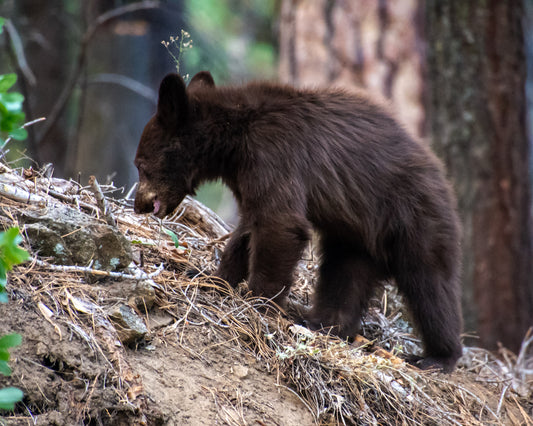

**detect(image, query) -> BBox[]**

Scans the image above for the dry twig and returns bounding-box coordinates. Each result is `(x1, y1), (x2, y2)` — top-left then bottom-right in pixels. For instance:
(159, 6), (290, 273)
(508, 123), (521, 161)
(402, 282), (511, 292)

(89, 175), (117, 227)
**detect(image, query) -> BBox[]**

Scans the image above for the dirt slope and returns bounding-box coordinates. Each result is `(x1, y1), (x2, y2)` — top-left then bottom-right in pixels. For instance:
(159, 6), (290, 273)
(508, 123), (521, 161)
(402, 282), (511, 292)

(0, 165), (531, 425)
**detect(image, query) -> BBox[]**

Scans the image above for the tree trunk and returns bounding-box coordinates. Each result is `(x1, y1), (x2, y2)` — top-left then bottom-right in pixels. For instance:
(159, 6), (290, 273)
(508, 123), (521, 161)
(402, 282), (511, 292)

(425, 0), (533, 352)
(9, 0), (73, 171)
(279, 0), (425, 137)
(72, 1), (184, 188)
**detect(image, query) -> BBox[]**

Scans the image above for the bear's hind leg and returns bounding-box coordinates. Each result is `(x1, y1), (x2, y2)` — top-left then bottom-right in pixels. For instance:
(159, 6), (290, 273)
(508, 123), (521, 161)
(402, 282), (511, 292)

(306, 239), (384, 339)
(395, 266), (462, 373)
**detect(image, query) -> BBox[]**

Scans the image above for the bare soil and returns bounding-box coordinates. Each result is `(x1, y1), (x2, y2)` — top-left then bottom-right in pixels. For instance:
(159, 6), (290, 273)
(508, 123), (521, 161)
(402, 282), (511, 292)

(1, 297), (314, 425)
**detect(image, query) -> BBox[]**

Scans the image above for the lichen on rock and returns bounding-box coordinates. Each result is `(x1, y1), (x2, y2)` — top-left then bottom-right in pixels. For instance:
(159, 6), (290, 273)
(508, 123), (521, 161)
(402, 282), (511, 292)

(15, 204), (132, 271)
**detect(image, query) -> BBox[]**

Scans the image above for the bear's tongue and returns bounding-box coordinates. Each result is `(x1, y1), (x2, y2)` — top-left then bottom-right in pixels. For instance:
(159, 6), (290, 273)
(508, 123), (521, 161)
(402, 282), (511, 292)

(153, 199), (161, 215)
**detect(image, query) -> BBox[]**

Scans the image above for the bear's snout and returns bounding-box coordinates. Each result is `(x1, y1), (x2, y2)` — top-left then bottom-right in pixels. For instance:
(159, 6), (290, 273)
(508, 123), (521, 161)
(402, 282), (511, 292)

(134, 188), (157, 215)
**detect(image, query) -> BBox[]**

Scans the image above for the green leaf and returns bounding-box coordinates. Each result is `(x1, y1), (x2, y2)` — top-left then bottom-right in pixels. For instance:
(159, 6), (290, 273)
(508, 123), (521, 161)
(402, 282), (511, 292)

(131, 240), (155, 246)
(0, 228), (29, 272)
(0, 360), (11, 376)
(0, 228), (28, 299)
(163, 228), (180, 248)
(8, 127), (27, 141)
(0, 92), (24, 112)
(0, 333), (22, 349)
(1, 113), (26, 135)
(0, 17), (5, 35)
(0, 264), (7, 289)
(0, 387), (23, 410)
(0, 74), (17, 94)
(0, 333), (21, 376)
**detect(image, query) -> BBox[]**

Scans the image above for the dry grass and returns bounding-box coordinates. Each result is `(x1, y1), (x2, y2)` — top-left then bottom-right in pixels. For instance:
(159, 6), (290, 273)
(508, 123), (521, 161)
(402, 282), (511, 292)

(0, 162), (531, 425)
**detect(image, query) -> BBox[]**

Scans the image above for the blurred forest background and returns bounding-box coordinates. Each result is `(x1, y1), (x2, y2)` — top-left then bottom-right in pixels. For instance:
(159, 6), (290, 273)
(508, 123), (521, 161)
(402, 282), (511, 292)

(0, 0), (532, 358)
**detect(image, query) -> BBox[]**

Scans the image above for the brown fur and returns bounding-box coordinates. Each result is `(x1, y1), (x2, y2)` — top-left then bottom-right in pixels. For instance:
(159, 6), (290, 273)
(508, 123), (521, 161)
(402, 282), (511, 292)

(134, 72), (463, 372)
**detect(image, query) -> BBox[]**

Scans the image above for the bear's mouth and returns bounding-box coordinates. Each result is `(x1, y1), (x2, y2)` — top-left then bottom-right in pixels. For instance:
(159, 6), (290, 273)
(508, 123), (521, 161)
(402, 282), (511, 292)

(152, 196), (178, 219)
(148, 192), (187, 219)
(152, 197), (170, 219)
(153, 198), (161, 216)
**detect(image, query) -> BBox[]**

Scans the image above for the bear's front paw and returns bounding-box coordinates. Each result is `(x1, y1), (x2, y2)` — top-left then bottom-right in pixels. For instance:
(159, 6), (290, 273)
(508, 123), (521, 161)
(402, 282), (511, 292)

(185, 266), (212, 280)
(300, 312), (347, 338)
(302, 319), (343, 337)
(405, 355), (457, 374)
(284, 299), (312, 324)
(301, 307), (361, 340)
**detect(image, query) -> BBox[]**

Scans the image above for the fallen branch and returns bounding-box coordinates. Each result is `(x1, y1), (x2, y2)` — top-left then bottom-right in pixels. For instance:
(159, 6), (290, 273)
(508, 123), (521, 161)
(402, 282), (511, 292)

(0, 174), (47, 206)
(166, 195), (232, 238)
(32, 257), (164, 285)
(46, 188), (99, 215)
(89, 175), (117, 227)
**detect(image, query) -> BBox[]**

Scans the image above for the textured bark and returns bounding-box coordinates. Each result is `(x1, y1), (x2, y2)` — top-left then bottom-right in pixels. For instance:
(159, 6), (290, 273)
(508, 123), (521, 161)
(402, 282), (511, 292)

(426, 0), (533, 351)
(279, 0), (425, 136)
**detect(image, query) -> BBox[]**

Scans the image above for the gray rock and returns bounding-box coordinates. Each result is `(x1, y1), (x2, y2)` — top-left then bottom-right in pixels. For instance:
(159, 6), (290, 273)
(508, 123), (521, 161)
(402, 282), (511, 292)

(109, 304), (148, 345)
(129, 280), (156, 312)
(107, 279), (157, 312)
(17, 204), (131, 271)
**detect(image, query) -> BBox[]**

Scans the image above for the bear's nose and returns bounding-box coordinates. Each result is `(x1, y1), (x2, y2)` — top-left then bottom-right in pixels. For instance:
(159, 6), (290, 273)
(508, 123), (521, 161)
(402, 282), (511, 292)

(134, 190), (156, 214)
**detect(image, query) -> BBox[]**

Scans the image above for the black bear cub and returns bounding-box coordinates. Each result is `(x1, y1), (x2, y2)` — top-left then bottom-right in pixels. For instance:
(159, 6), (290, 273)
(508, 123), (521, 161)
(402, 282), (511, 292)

(134, 71), (463, 372)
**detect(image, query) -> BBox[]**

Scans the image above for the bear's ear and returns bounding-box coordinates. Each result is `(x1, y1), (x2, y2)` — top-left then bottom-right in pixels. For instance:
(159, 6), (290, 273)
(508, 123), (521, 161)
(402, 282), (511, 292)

(157, 73), (188, 131)
(188, 71), (215, 91)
